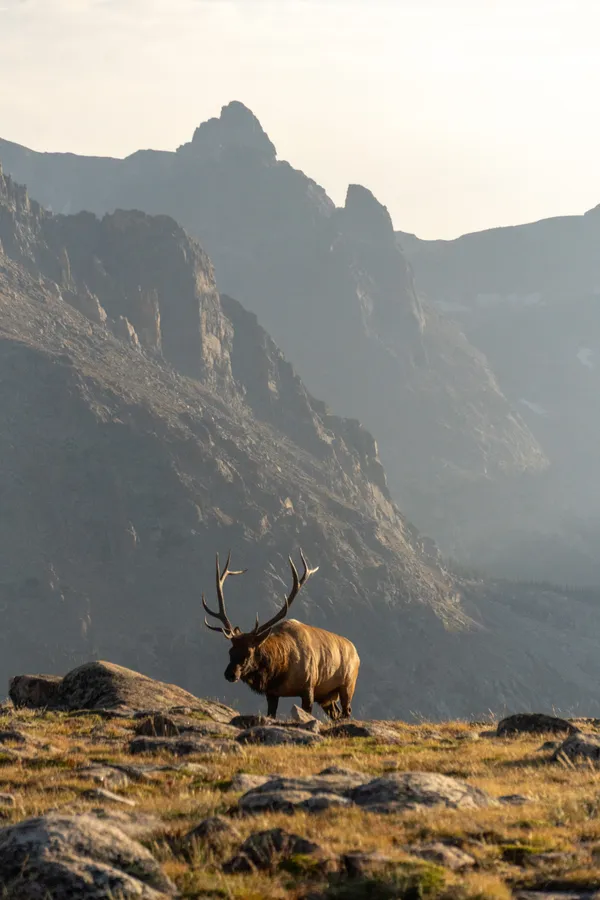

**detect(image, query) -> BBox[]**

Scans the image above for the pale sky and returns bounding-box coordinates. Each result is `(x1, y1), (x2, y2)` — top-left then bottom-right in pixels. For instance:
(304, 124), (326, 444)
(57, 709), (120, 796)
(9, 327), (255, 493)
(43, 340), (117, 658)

(1, 0), (599, 239)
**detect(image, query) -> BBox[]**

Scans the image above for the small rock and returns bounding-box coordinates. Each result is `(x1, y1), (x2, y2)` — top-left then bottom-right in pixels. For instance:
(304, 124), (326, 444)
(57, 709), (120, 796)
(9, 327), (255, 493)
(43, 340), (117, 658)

(223, 827), (325, 873)
(128, 736), (241, 756)
(553, 731), (600, 763)
(318, 766), (358, 777)
(186, 815), (240, 848)
(411, 842), (475, 871)
(229, 773), (273, 792)
(499, 794), (531, 806)
(229, 714), (274, 730)
(350, 772), (496, 814)
(82, 788), (136, 807)
(0, 794), (16, 808)
(497, 714), (578, 738)
(324, 721), (402, 744)
(78, 766), (131, 789)
(290, 705), (318, 726)
(134, 714), (181, 737)
(236, 726), (322, 747)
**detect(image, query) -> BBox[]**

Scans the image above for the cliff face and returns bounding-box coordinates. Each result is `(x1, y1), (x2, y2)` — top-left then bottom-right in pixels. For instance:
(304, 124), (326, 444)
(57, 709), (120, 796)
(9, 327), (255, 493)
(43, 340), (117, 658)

(0, 104), (547, 555)
(397, 212), (600, 584)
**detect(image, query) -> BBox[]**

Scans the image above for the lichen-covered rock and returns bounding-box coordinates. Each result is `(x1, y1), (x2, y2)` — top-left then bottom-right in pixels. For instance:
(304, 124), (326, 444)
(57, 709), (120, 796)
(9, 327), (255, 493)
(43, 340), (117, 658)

(0, 813), (175, 898)
(8, 674), (62, 709)
(236, 726), (322, 747)
(341, 851), (395, 878)
(496, 714), (578, 738)
(229, 714), (275, 730)
(553, 732), (600, 763)
(350, 772), (496, 813)
(81, 788), (136, 807)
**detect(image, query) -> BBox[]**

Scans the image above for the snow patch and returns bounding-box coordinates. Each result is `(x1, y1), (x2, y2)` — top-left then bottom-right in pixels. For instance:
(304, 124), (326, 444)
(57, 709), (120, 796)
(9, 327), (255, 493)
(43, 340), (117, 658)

(519, 398), (548, 417)
(577, 347), (595, 370)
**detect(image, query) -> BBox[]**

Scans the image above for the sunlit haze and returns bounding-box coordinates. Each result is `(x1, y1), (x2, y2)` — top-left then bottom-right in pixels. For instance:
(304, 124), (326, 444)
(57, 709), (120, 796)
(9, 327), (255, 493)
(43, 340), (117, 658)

(1, 0), (599, 238)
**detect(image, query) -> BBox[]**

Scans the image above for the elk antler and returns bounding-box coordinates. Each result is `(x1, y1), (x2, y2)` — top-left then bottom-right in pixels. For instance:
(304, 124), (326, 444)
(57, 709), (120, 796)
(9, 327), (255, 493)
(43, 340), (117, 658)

(253, 549), (319, 638)
(203, 551), (247, 639)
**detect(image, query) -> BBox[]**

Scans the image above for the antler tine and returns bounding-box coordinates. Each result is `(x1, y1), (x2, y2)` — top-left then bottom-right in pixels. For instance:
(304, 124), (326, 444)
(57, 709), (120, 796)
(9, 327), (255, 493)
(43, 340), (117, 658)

(254, 549), (318, 637)
(204, 552), (247, 639)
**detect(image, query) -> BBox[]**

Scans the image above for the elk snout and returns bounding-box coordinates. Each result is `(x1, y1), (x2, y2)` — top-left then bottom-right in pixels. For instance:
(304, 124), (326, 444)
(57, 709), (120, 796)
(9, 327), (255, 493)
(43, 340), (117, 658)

(225, 663), (241, 683)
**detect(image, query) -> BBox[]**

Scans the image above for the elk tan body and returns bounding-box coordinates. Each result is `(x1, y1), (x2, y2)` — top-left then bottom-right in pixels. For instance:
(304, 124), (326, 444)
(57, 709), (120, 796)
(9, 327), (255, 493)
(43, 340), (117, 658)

(203, 551), (360, 719)
(244, 619), (360, 717)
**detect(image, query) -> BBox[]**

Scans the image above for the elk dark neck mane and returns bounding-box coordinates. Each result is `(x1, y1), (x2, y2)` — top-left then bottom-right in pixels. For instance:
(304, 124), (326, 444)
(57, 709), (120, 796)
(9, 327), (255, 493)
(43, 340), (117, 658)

(242, 632), (293, 695)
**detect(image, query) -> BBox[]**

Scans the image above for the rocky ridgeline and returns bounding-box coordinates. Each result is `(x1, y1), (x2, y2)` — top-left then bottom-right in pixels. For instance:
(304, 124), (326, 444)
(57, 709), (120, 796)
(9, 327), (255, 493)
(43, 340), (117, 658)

(0, 660), (598, 898)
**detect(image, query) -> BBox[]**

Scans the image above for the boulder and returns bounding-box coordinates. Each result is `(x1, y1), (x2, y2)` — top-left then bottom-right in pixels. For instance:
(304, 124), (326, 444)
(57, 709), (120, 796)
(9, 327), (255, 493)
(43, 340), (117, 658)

(0, 730), (28, 746)
(8, 674), (62, 709)
(235, 726), (322, 747)
(223, 827), (327, 873)
(324, 721), (402, 744)
(290, 705), (319, 726)
(496, 714), (578, 738)
(49, 662), (235, 721)
(411, 842), (475, 871)
(553, 732), (600, 763)
(350, 772), (496, 814)
(129, 736), (241, 756)
(134, 713), (237, 739)
(0, 813), (175, 898)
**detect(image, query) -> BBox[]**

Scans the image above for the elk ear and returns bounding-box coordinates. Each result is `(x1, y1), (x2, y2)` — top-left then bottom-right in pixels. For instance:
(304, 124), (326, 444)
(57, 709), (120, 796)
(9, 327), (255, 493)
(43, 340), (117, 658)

(232, 627), (243, 636)
(254, 628), (272, 647)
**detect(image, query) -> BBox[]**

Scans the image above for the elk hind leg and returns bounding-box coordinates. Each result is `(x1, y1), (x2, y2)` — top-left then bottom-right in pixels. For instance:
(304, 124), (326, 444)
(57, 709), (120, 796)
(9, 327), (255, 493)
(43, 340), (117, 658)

(301, 688), (314, 715)
(339, 678), (356, 719)
(318, 689), (342, 721)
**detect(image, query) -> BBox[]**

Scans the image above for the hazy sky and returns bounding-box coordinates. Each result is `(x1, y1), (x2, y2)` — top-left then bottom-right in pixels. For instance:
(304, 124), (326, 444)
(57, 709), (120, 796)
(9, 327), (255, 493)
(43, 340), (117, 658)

(1, 0), (599, 239)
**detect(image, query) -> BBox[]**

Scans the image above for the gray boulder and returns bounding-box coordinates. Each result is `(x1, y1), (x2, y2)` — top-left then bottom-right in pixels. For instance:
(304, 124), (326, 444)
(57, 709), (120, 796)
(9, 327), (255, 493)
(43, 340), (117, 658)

(411, 842), (475, 871)
(553, 731), (600, 763)
(350, 772), (496, 813)
(497, 713), (578, 738)
(324, 721), (402, 744)
(129, 736), (241, 756)
(0, 813), (175, 898)
(223, 827), (328, 873)
(9, 674), (62, 709)
(236, 726), (322, 746)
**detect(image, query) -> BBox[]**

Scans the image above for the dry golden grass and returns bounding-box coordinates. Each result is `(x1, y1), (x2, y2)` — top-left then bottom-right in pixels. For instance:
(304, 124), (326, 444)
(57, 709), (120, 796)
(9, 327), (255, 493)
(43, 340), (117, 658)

(0, 711), (599, 898)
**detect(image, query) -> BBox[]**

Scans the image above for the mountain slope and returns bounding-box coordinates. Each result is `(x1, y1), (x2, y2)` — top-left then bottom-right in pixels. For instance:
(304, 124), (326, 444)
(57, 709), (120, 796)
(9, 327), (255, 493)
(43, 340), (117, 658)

(397, 211), (600, 583)
(0, 103), (547, 555)
(5, 166), (600, 718)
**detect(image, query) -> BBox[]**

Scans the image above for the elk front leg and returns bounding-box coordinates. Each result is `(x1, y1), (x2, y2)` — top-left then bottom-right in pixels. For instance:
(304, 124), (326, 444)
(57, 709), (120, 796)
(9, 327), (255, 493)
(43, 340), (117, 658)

(266, 694), (279, 718)
(301, 689), (314, 715)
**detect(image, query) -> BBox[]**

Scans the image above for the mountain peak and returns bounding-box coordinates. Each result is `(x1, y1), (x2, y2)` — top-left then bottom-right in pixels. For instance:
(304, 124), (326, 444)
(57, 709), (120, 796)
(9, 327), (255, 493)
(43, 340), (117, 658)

(181, 101), (277, 162)
(342, 184), (394, 241)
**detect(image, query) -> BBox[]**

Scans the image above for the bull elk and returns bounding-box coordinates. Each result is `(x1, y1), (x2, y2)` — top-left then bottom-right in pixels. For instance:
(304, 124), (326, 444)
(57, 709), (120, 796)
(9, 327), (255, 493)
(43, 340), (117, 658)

(203, 550), (360, 719)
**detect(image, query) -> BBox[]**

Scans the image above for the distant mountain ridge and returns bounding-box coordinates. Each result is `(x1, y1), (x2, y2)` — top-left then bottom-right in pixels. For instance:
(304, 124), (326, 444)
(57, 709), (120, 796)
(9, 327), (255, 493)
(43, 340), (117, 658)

(0, 102), (547, 559)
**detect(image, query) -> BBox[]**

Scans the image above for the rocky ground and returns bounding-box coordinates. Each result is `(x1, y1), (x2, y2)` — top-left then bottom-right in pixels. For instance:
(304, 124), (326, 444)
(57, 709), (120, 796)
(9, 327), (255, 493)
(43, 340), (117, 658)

(2, 662), (600, 898)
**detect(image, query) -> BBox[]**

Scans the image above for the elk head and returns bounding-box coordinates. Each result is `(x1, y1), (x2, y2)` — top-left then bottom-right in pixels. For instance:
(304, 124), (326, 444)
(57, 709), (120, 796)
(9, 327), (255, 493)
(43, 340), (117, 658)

(203, 550), (318, 684)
